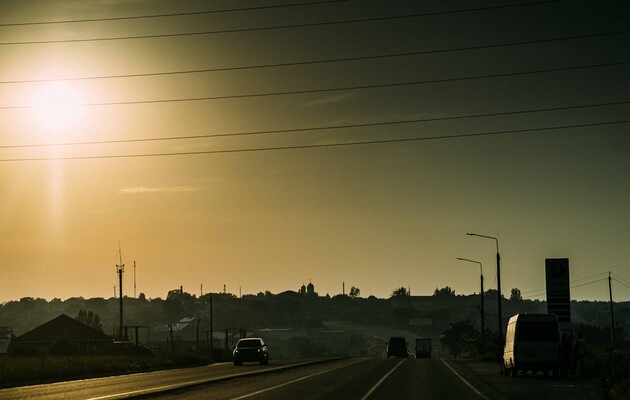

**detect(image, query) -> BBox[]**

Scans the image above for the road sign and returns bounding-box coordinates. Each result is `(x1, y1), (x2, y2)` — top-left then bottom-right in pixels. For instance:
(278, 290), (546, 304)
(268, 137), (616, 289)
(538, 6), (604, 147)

(545, 258), (571, 333)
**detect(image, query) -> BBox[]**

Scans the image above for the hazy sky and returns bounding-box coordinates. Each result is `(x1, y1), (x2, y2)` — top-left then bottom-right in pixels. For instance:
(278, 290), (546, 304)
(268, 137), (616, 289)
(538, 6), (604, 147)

(1, 0), (629, 303)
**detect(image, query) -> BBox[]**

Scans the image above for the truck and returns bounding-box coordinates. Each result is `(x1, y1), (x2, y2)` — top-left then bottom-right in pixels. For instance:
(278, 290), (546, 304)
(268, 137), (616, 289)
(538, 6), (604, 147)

(415, 338), (432, 358)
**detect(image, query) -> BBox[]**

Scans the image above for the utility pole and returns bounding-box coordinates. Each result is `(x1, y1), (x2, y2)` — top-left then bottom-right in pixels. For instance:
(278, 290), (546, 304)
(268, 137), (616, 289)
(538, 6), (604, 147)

(209, 293), (213, 352)
(609, 271), (616, 343)
(116, 246), (125, 339)
(196, 317), (200, 352)
(133, 261), (137, 298)
(168, 324), (174, 352)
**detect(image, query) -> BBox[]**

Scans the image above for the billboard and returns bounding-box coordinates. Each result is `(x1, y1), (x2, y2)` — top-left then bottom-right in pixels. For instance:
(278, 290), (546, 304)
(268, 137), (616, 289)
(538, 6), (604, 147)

(545, 258), (571, 333)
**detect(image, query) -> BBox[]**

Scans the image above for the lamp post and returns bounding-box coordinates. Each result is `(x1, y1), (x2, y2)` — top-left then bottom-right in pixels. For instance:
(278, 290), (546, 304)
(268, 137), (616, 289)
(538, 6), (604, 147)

(467, 233), (502, 339)
(456, 257), (484, 354)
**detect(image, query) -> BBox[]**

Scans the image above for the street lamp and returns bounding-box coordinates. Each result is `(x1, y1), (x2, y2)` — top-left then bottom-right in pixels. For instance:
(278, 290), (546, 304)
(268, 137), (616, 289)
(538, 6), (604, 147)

(467, 233), (502, 339)
(456, 258), (484, 354)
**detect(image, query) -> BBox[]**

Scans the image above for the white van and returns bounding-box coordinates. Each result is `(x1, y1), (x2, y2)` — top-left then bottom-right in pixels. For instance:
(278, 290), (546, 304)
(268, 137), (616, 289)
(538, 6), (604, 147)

(503, 313), (561, 377)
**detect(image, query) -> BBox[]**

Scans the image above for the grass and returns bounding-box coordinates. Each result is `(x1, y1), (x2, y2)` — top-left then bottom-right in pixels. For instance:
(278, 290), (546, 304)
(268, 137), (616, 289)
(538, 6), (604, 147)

(0, 351), (230, 388)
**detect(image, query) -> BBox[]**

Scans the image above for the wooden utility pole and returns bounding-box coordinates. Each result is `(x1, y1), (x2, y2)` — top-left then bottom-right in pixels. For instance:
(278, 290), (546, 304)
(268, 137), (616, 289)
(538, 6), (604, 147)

(133, 261), (136, 298)
(116, 246), (125, 339)
(609, 271), (616, 343)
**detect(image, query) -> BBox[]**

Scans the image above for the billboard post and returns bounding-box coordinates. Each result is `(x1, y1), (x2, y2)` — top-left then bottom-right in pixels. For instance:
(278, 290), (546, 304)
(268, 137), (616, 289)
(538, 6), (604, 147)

(545, 258), (571, 334)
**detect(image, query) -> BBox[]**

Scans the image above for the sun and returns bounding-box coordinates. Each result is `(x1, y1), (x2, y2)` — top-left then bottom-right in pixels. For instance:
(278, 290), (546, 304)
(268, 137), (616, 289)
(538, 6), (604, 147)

(29, 81), (86, 135)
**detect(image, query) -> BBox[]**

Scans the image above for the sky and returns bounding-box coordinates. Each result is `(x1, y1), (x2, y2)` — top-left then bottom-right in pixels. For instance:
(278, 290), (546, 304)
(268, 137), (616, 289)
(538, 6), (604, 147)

(1, 0), (629, 303)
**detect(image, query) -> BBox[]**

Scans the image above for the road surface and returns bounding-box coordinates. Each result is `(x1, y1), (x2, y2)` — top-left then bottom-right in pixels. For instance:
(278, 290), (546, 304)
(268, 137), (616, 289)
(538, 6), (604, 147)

(0, 357), (602, 400)
(141, 358), (496, 400)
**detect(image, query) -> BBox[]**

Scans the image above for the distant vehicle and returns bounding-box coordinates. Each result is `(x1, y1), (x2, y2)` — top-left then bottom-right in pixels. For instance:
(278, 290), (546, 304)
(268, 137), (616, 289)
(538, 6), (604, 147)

(503, 313), (561, 377)
(415, 338), (432, 358)
(232, 338), (269, 366)
(387, 336), (408, 358)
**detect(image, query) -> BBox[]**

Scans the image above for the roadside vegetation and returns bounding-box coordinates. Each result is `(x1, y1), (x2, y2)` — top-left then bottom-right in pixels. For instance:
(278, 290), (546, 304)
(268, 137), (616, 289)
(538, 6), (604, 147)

(0, 345), (232, 388)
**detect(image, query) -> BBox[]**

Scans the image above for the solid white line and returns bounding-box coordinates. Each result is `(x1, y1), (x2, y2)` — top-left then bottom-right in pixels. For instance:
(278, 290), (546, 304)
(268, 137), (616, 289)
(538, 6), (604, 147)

(230, 359), (366, 400)
(360, 359), (406, 400)
(441, 359), (491, 400)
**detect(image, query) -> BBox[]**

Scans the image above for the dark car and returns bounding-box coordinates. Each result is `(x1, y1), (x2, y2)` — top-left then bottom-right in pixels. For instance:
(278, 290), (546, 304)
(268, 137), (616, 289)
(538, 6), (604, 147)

(387, 336), (409, 358)
(233, 338), (269, 366)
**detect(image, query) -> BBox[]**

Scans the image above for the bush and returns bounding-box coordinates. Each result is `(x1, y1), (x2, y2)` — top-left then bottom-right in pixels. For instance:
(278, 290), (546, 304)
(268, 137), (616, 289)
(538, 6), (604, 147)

(601, 347), (630, 400)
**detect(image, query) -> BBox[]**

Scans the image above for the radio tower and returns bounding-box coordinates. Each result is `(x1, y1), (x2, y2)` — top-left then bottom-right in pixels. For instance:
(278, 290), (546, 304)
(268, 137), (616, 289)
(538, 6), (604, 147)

(116, 245), (125, 339)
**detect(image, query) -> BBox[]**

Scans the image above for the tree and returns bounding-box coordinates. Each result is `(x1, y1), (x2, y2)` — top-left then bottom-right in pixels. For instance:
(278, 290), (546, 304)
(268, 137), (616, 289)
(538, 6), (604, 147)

(391, 287), (409, 297)
(75, 310), (103, 332)
(433, 286), (456, 297)
(349, 287), (361, 298)
(440, 320), (480, 357)
(510, 288), (523, 302)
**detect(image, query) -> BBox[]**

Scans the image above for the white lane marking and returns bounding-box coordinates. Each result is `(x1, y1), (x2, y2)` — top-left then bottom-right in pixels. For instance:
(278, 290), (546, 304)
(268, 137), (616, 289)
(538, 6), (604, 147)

(86, 360), (340, 400)
(441, 359), (491, 400)
(360, 359), (406, 400)
(230, 359), (366, 400)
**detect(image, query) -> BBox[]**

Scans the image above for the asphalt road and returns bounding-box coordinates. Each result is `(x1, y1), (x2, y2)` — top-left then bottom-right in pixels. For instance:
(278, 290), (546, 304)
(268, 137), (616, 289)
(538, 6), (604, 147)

(137, 358), (494, 400)
(0, 357), (602, 400)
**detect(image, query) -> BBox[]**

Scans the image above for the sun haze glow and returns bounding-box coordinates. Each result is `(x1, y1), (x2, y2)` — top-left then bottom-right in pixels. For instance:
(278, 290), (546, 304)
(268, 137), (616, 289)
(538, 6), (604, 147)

(29, 81), (86, 135)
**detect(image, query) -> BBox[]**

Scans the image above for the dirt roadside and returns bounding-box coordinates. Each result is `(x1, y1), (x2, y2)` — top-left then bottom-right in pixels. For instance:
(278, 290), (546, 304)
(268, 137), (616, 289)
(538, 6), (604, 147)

(450, 359), (605, 400)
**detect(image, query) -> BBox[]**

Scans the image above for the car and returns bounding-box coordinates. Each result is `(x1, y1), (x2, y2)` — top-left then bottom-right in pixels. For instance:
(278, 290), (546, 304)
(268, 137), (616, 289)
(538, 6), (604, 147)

(386, 336), (409, 358)
(233, 337), (269, 366)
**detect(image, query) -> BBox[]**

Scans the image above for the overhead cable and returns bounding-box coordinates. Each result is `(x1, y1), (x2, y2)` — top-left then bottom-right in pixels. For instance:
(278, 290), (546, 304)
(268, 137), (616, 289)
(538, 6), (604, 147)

(613, 278), (630, 290)
(0, 1), (348, 27)
(2, 30), (628, 84)
(3, 99), (629, 149)
(0, 1), (574, 46)
(1, 61), (627, 110)
(2, 119), (628, 162)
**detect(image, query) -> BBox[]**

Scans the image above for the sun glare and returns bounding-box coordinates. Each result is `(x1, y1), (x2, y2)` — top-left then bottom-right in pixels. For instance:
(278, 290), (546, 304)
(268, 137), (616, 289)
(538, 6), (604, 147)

(29, 81), (86, 135)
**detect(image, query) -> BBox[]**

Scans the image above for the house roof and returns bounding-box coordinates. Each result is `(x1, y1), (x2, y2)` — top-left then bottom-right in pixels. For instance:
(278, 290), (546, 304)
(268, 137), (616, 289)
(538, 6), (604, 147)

(15, 314), (112, 343)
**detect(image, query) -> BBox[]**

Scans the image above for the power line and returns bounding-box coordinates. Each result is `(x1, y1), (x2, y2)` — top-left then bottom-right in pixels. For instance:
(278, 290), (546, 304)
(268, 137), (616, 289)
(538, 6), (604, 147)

(611, 272), (630, 286)
(2, 29), (628, 85)
(570, 272), (610, 284)
(2, 61), (627, 110)
(612, 278), (630, 290)
(0, 1), (571, 46)
(524, 276), (611, 298)
(2, 119), (628, 162)
(0, 1), (348, 27)
(3, 99), (629, 149)
(571, 278), (608, 289)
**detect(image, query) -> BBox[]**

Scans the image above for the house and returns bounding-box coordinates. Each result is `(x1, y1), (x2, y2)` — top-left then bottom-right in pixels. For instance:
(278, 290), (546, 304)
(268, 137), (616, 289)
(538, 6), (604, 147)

(12, 314), (112, 354)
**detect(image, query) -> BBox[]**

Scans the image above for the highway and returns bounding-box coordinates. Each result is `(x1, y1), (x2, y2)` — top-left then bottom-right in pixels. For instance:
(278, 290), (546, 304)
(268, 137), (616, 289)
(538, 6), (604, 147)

(0, 358), (491, 400)
(141, 358), (496, 400)
(0, 357), (602, 400)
